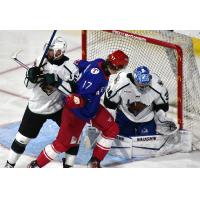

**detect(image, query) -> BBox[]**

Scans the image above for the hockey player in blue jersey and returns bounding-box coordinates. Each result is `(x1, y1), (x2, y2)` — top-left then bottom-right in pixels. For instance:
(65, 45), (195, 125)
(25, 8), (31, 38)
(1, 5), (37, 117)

(28, 50), (129, 168)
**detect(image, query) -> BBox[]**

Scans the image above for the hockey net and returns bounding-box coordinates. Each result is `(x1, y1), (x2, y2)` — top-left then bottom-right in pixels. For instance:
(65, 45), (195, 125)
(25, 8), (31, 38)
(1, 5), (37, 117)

(82, 30), (200, 150)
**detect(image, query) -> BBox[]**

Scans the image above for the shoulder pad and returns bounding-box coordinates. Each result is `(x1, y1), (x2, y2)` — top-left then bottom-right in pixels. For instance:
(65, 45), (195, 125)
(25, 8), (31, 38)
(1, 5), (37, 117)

(112, 72), (130, 87)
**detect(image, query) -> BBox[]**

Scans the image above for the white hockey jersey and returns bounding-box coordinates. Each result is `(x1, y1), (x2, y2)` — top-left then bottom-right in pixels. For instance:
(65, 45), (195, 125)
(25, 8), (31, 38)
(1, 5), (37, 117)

(24, 55), (79, 115)
(105, 72), (168, 123)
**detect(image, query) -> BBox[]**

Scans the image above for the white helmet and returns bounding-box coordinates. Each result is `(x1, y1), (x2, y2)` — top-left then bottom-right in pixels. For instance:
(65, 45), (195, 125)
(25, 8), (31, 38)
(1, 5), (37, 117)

(46, 36), (67, 59)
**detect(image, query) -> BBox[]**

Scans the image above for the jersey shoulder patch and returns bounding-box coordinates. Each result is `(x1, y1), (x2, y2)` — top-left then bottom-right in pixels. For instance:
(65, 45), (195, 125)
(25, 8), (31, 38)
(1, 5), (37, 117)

(90, 68), (100, 74)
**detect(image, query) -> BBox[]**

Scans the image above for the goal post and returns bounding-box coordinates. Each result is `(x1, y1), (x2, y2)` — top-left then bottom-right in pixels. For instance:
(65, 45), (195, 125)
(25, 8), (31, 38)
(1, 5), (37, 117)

(82, 30), (200, 150)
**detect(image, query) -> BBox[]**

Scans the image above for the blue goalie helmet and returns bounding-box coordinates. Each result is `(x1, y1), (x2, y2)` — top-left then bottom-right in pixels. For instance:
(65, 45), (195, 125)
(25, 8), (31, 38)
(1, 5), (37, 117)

(133, 66), (152, 89)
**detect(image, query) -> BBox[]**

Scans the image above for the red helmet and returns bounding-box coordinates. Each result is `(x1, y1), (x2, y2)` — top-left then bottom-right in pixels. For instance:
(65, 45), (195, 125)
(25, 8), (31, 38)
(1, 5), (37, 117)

(107, 50), (129, 70)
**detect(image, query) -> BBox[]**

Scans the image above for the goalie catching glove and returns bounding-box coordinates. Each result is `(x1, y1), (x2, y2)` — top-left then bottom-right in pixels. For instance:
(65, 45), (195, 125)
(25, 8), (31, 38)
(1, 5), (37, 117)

(155, 110), (178, 135)
(65, 93), (85, 109)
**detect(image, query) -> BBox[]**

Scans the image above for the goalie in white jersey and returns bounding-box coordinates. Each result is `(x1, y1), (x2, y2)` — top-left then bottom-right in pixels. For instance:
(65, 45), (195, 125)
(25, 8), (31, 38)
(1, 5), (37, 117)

(5, 36), (79, 168)
(104, 65), (176, 136)
(102, 66), (192, 158)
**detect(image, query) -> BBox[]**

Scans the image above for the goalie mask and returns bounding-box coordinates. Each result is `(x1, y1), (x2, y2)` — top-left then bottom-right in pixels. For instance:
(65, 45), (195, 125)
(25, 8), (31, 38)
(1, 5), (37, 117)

(133, 66), (152, 92)
(46, 37), (67, 60)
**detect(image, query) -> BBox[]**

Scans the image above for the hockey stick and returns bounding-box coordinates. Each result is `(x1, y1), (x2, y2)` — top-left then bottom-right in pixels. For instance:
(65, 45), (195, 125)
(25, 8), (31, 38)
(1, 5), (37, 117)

(11, 50), (29, 70)
(38, 30), (57, 69)
(11, 30), (57, 70)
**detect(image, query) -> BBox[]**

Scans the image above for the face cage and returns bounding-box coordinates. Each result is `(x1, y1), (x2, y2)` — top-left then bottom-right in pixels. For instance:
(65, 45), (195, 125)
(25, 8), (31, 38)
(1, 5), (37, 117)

(53, 49), (65, 60)
(134, 77), (152, 92)
(44, 43), (65, 60)
(48, 48), (65, 60)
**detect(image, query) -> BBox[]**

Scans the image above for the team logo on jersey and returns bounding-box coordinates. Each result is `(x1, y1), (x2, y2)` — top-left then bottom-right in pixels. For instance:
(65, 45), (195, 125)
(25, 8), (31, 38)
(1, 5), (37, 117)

(91, 68), (100, 74)
(41, 84), (56, 96)
(127, 100), (148, 116)
(141, 128), (149, 134)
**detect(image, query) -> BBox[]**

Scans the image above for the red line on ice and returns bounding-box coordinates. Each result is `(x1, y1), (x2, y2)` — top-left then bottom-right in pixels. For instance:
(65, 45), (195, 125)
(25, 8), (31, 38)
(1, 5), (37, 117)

(0, 88), (28, 100)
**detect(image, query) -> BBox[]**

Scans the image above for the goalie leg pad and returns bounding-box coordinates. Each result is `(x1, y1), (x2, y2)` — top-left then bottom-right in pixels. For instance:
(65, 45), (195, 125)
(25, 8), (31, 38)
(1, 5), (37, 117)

(84, 126), (101, 149)
(132, 130), (192, 157)
(109, 129), (192, 159)
(109, 135), (133, 159)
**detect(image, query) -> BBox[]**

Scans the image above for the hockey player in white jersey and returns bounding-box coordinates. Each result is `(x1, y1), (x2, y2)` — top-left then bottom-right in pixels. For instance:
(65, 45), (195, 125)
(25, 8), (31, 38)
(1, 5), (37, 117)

(103, 66), (191, 158)
(5, 36), (79, 168)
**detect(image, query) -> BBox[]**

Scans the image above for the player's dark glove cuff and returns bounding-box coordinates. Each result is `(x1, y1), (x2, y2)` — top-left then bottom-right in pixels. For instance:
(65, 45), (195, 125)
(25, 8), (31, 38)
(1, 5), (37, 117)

(68, 80), (76, 93)
(27, 67), (41, 83)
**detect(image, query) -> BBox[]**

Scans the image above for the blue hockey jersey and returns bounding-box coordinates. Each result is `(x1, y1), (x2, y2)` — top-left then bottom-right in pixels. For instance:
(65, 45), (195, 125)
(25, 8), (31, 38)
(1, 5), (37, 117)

(70, 59), (109, 120)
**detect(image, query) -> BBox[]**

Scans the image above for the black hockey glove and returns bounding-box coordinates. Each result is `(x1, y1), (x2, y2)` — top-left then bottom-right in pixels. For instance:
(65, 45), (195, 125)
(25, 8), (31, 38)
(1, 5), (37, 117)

(68, 80), (76, 93)
(27, 67), (41, 83)
(42, 73), (62, 87)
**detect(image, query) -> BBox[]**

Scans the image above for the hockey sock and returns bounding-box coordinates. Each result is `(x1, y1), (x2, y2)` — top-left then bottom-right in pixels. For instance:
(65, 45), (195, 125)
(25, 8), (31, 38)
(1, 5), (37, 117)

(7, 149), (21, 166)
(37, 144), (59, 167)
(7, 132), (31, 165)
(92, 134), (115, 161)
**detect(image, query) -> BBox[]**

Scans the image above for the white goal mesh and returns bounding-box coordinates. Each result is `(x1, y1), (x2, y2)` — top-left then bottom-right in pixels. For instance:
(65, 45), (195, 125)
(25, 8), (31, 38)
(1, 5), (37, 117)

(82, 30), (200, 150)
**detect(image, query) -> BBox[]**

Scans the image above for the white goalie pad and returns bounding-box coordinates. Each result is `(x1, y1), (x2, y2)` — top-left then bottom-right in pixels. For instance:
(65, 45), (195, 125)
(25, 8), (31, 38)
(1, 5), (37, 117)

(110, 135), (133, 159)
(109, 130), (192, 159)
(84, 126), (101, 149)
(154, 110), (178, 135)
